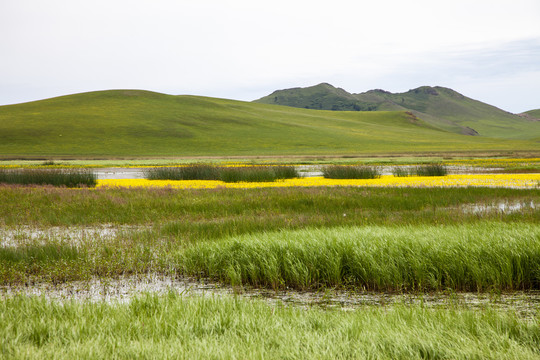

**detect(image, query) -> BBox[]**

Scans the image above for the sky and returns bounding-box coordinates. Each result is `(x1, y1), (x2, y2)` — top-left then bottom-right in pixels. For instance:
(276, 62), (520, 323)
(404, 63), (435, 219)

(1, 0), (540, 113)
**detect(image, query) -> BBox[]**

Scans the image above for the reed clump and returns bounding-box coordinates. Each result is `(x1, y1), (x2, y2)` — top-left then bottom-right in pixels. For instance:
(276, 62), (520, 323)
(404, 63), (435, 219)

(219, 166), (276, 182)
(392, 164), (448, 177)
(392, 167), (411, 177)
(181, 223), (540, 292)
(0, 168), (96, 187)
(322, 165), (381, 179)
(145, 164), (220, 180)
(414, 164), (448, 177)
(145, 165), (299, 182)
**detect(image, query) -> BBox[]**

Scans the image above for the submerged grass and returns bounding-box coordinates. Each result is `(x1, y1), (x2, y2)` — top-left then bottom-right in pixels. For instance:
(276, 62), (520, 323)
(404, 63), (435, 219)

(181, 223), (540, 291)
(145, 165), (299, 182)
(0, 168), (96, 187)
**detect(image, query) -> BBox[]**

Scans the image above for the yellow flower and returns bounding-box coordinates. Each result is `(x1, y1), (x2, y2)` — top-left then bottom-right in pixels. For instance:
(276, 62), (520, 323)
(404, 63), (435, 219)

(97, 174), (540, 190)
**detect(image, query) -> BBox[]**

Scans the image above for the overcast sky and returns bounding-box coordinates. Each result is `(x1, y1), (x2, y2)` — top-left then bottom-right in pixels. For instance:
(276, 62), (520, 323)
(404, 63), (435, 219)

(1, 0), (540, 113)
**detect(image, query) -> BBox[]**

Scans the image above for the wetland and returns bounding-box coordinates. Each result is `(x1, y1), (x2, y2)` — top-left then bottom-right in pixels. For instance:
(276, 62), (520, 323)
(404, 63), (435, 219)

(1, 165), (539, 359)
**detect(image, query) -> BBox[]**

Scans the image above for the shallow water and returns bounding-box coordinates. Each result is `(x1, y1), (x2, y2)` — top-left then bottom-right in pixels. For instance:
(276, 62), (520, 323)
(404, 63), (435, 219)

(0, 225), (144, 247)
(463, 201), (537, 214)
(95, 165), (508, 180)
(94, 168), (147, 180)
(2, 275), (539, 317)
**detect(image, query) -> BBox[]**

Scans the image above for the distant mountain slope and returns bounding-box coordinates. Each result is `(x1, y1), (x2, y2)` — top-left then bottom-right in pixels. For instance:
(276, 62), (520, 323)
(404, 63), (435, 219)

(255, 83), (378, 111)
(0, 90), (536, 157)
(255, 83), (540, 140)
(521, 109), (540, 120)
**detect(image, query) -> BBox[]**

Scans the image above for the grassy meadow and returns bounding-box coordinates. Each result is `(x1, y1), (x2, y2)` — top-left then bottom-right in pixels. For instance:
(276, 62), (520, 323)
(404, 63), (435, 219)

(1, 90), (539, 157)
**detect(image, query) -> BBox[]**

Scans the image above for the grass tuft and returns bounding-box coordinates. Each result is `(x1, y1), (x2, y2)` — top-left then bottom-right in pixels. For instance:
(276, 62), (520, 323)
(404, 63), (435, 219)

(219, 166), (277, 182)
(145, 165), (299, 183)
(180, 223), (540, 291)
(414, 164), (448, 177)
(0, 168), (96, 187)
(144, 164), (220, 180)
(322, 165), (381, 179)
(392, 167), (411, 177)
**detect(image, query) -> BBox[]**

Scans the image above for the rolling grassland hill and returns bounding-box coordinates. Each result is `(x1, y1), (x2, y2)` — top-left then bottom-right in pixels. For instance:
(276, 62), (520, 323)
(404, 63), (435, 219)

(0, 89), (537, 157)
(521, 109), (540, 120)
(255, 83), (540, 140)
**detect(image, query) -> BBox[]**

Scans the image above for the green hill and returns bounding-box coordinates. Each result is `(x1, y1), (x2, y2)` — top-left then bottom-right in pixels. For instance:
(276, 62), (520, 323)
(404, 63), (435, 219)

(255, 83), (378, 111)
(522, 109), (540, 120)
(0, 90), (537, 157)
(255, 84), (540, 139)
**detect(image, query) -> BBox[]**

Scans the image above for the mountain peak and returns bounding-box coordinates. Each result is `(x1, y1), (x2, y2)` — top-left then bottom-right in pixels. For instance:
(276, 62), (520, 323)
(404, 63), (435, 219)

(314, 82), (336, 88)
(408, 86), (440, 96)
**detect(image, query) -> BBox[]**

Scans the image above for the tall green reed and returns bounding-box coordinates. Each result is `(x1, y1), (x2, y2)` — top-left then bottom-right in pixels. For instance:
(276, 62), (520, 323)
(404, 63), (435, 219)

(144, 164), (220, 180)
(392, 164), (448, 177)
(145, 165), (299, 182)
(180, 223), (540, 291)
(2, 295), (539, 359)
(322, 165), (381, 179)
(414, 164), (448, 176)
(0, 169), (96, 187)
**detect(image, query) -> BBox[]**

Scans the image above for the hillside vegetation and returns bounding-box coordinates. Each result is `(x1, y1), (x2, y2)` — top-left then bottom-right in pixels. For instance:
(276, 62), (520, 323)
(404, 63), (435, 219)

(523, 109), (540, 119)
(255, 83), (540, 139)
(0, 90), (537, 157)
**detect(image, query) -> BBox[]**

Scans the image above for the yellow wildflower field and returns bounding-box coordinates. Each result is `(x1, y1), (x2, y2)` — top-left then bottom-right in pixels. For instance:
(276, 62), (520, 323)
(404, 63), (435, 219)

(444, 158), (540, 168)
(98, 174), (540, 190)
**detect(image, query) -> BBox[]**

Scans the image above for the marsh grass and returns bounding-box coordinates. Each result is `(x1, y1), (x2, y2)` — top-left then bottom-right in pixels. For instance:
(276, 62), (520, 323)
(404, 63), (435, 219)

(219, 166), (278, 182)
(0, 244), (80, 264)
(392, 164), (448, 177)
(145, 165), (299, 182)
(1, 186), (538, 227)
(181, 223), (540, 291)
(1, 294), (539, 359)
(272, 165), (300, 179)
(392, 167), (412, 177)
(322, 165), (381, 179)
(0, 169), (96, 187)
(0, 186), (538, 285)
(144, 164), (220, 180)
(414, 164), (448, 177)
